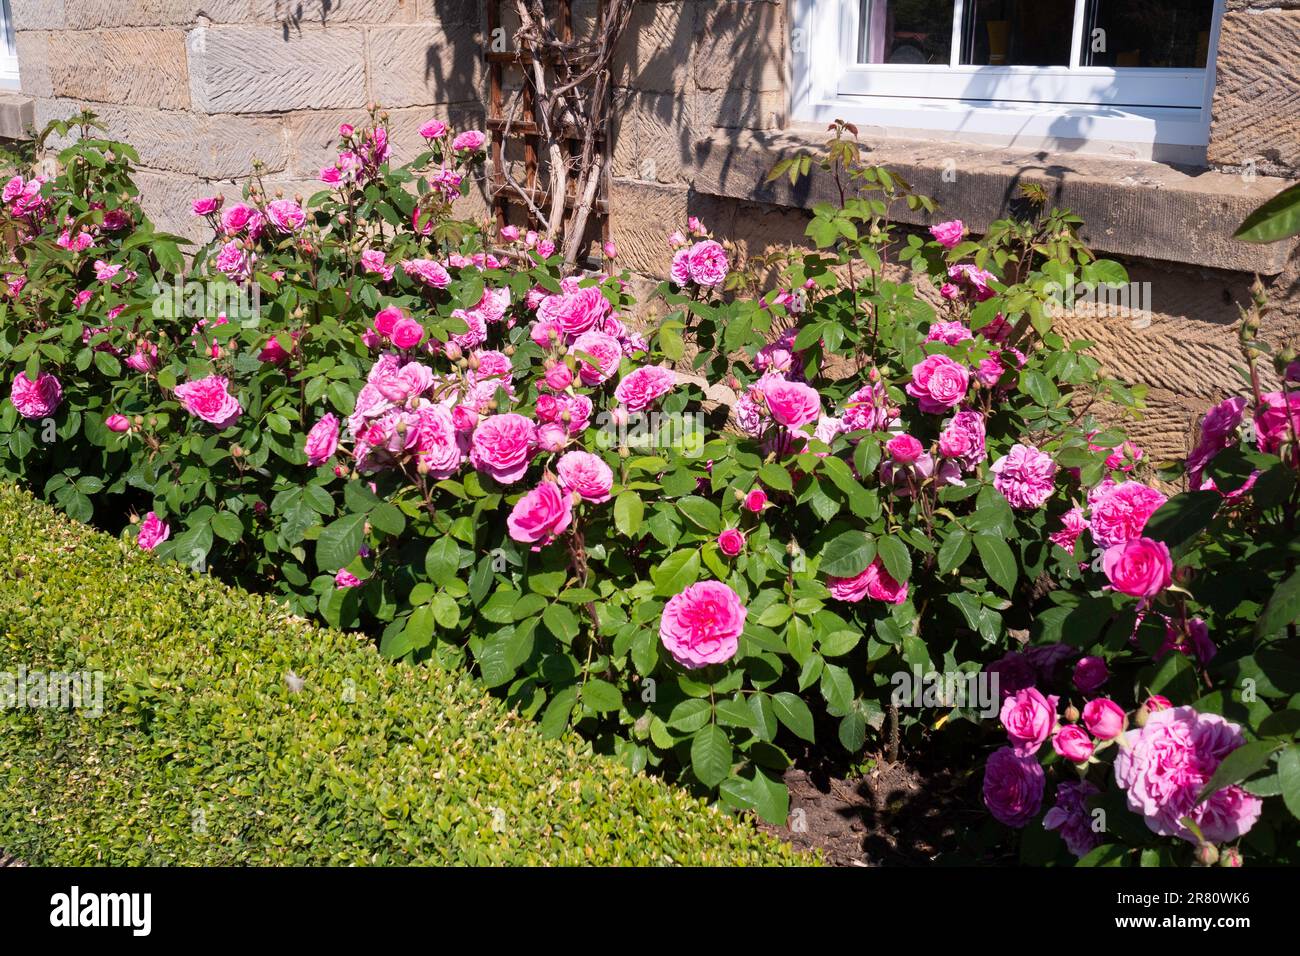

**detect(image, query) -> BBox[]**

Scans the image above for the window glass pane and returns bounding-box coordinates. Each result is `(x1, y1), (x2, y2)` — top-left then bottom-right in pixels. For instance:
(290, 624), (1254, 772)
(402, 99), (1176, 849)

(857, 0), (956, 65)
(960, 0), (1076, 67)
(1082, 0), (1214, 68)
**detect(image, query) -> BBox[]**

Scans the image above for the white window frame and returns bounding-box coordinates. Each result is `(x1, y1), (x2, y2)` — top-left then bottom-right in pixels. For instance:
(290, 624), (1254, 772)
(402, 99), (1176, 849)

(790, 0), (1225, 157)
(0, 0), (19, 92)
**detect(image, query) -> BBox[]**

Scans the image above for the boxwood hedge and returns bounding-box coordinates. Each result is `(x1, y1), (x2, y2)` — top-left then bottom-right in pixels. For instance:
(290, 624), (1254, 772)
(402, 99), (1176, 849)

(0, 485), (800, 865)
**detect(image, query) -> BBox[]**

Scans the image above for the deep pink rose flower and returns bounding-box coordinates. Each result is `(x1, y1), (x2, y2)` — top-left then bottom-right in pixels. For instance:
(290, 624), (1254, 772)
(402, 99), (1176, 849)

(926, 320), (973, 346)
(718, 528), (745, 557)
(744, 488), (767, 513)
(10, 371), (62, 419)
(335, 569), (363, 589)
(670, 247), (692, 286)
(507, 480), (574, 547)
(1000, 687), (1059, 756)
(1114, 706), (1263, 843)
(420, 119), (448, 139)
(221, 202), (261, 236)
(137, 511), (170, 551)
(1048, 506), (1088, 553)
(402, 258), (451, 288)
(544, 363), (574, 391)
(614, 365), (675, 412)
(938, 409), (986, 469)
(1052, 724), (1095, 763)
(452, 129), (486, 151)
(886, 433), (924, 465)
(556, 450), (614, 503)
(659, 580), (747, 668)
(762, 378), (822, 428)
(687, 239), (729, 287)
(1144, 694), (1172, 713)
(174, 375), (242, 429)
(1072, 655), (1110, 693)
(1087, 480), (1166, 548)
(569, 329), (622, 385)
(192, 196), (221, 216)
(1082, 698), (1126, 740)
(305, 414), (340, 467)
(929, 219), (964, 249)
(982, 746), (1044, 828)
(391, 317), (425, 350)
(105, 414), (131, 433)
(266, 199), (305, 233)
(827, 558), (908, 605)
(1102, 536), (1171, 597)
(991, 443), (1056, 509)
(470, 413), (538, 484)
(1255, 390), (1300, 455)
(906, 354), (969, 413)
(1157, 616), (1217, 664)
(1043, 780), (1102, 858)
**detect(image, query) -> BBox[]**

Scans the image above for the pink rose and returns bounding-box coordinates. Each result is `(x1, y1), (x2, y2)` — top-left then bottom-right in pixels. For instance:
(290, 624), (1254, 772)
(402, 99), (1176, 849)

(614, 365), (675, 413)
(1043, 781), (1102, 858)
(1052, 725), (1095, 763)
(544, 364), (574, 391)
(10, 372), (62, 419)
(827, 558), (908, 605)
(402, 258), (451, 288)
(569, 329), (622, 386)
(1048, 506), (1088, 553)
(215, 240), (254, 280)
(555, 450), (614, 503)
(1102, 537), (1172, 597)
(192, 196), (221, 216)
(1000, 687), (1058, 756)
(105, 414), (131, 433)
(391, 317), (425, 350)
(305, 414), (340, 467)
(470, 413), (538, 484)
(335, 569), (363, 589)
(762, 378), (822, 428)
(718, 528), (745, 557)
(1255, 390), (1300, 455)
(886, 433), (924, 465)
(687, 239), (729, 287)
(991, 443), (1056, 509)
(938, 410), (986, 469)
(906, 354), (969, 414)
(265, 199), (305, 233)
(659, 580), (746, 668)
(670, 248), (692, 286)
(1072, 655), (1110, 693)
(507, 480), (574, 547)
(982, 746), (1044, 828)
(221, 202), (262, 236)
(1144, 695), (1172, 713)
(929, 219), (964, 249)
(137, 511), (170, 551)
(420, 119), (448, 139)
(1114, 706), (1263, 843)
(1082, 698), (1126, 740)
(173, 375), (242, 429)
(452, 129), (486, 151)
(926, 320), (973, 345)
(537, 285), (610, 340)
(744, 488), (767, 513)
(1087, 480), (1167, 548)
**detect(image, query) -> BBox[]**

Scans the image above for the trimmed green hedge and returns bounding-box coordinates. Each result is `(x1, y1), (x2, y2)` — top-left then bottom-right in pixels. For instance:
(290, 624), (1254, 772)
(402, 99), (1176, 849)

(0, 485), (800, 865)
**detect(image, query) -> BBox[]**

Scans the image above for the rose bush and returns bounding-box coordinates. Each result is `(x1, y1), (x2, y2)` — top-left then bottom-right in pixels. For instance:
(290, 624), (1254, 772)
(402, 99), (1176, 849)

(2, 112), (1297, 862)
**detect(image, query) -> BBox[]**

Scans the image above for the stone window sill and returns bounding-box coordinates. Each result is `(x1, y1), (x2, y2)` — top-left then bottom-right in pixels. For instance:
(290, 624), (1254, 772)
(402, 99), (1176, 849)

(692, 126), (1297, 275)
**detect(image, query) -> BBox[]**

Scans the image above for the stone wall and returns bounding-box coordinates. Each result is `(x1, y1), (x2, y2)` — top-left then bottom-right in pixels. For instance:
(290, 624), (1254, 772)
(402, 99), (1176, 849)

(11, 0), (1300, 465)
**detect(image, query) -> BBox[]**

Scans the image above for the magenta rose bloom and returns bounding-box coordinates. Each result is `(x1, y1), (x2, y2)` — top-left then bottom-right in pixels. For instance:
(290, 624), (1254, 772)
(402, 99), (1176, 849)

(1048, 506), (1088, 553)
(906, 354), (970, 414)
(744, 488), (767, 513)
(1114, 706), (1264, 843)
(687, 239), (729, 287)
(614, 365), (675, 412)
(762, 378), (822, 428)
(1102, 537), (1172, 597)
(1072, 655), (1110, 693)
(10, 371), (62, 419)
(938, 409), (986, 469)
(1052, 724), (1095, 763)
(1043, 780), (1102, 858)
(174, 375), (242, 429)
(137, 511), (170, 552)
(718, 528), (745, 557)
(470, 413), (538, 484)
(982, 746), (1045, 828)
(507, 480), (574, 547)
(569, 329), (622, 386)
(555, 450), (614, 503)
(1082, 698), (1126, 740)
(192, 196), (221, 216)
(304, 414), (340, 467)
(1254, 390), (1300, 455)
(991, 443), (1056, 509)
(391, 317), (425, 350)
(335, 569), (363, 588)
(265, 199), (305, 233)
(105, 413), (131, 433)
(659, 580), (747, 668)
(1000, 687), (1059, 756)
(537, 285), (610, 339)
(452, 129), (486, 151)
(929, 218), (964, 249)
(1087, 480), (1167, 548)
(886, 433), (925, 465)
(827, 558), (908, 605)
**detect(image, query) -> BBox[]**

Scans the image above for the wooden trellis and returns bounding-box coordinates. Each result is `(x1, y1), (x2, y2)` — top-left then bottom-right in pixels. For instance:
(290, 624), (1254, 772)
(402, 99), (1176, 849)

(484, 0), (616, 267)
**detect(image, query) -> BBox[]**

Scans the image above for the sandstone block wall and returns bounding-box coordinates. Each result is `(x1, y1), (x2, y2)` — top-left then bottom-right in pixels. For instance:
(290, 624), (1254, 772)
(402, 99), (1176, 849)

(11, 0), (1300, 467)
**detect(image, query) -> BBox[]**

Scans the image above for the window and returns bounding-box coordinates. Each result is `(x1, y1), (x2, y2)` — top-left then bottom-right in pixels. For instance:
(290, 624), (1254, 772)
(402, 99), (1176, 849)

(791, 0), (1225, 158)
(0, 0), (18, 92)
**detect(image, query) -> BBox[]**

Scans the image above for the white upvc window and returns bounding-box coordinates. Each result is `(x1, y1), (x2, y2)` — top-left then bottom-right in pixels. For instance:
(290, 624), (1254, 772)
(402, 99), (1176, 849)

(790, 0), (1225, 158)
(0, 0), (19, 92)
